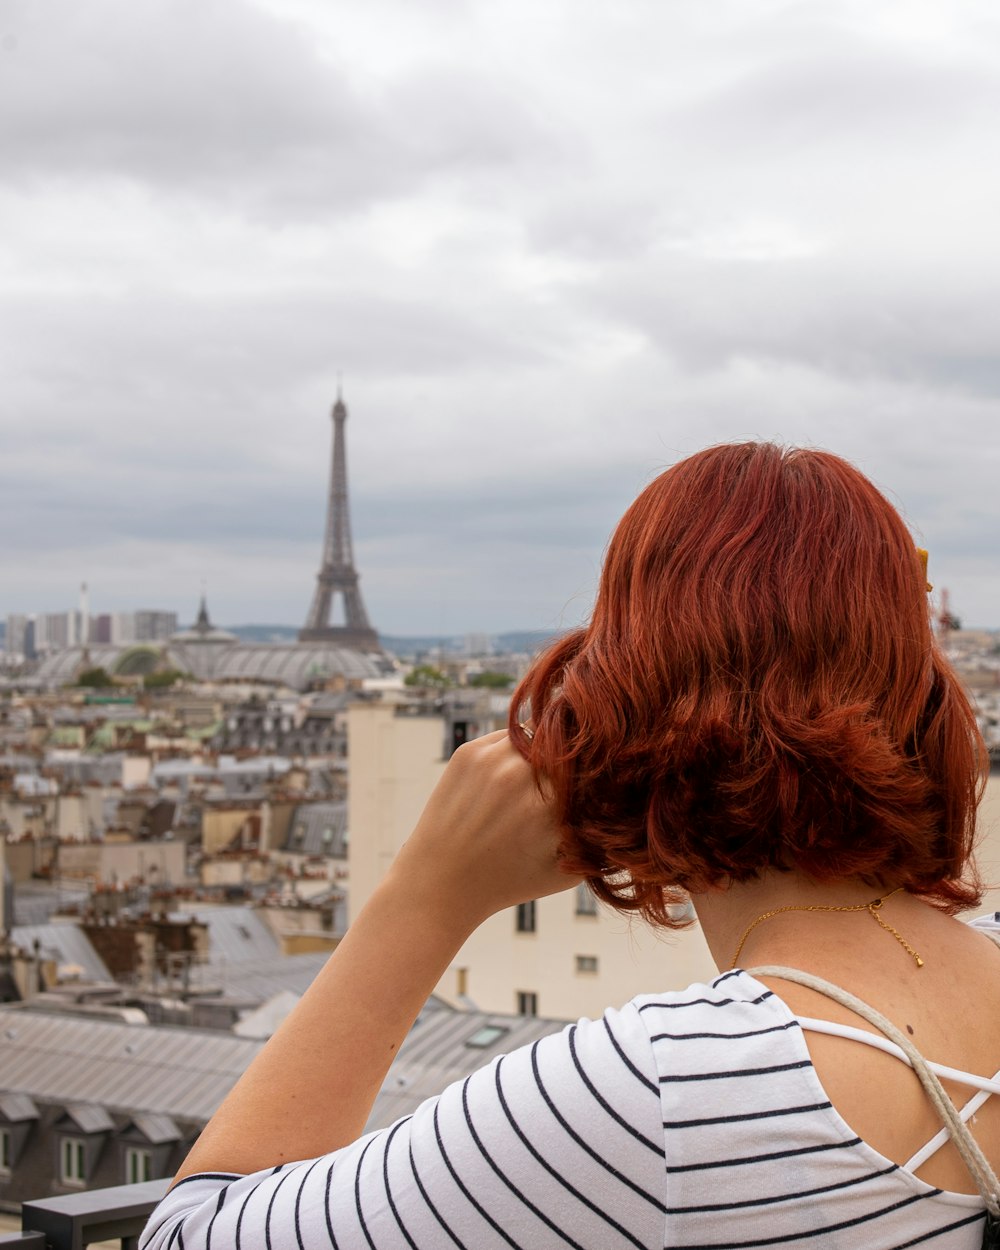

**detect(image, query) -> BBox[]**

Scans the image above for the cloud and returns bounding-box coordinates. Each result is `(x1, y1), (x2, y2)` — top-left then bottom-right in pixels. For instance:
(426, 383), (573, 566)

(0, 0), (560, 220)
(2, 0), (1000, 634)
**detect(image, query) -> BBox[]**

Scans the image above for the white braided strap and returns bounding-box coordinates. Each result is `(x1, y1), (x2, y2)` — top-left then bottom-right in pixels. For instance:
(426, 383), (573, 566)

(749, 964), (1000, 1217)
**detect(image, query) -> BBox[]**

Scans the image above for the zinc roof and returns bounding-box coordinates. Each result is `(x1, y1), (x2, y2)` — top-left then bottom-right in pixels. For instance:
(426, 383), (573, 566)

(0, 1092), (39, 1121)
(11, 921), (111, 982)
(283, 801), (348, 857)
(0, 1003), (569, 1135)
(128, 1112), (181, 1143)
(0, 1008), (263, 1122)
(62, 1103), (115, 1133)
(190, 951), (329, 1001)
(173, 905), (280, 968)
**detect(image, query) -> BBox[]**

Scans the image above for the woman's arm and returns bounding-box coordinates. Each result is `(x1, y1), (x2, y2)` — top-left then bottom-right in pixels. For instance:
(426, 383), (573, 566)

(173, 729), (575, 1182)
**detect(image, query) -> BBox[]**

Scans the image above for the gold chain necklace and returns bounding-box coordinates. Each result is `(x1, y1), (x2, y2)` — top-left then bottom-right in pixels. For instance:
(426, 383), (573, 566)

(730, 886), (924, 970)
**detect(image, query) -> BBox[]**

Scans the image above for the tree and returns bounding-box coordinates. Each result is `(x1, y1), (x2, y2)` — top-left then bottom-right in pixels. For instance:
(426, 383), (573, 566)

(468, 671), (514, 689)
(403, 664), (451, 689)
(143, 669), (187, 689)
(77, 667), (113, 688)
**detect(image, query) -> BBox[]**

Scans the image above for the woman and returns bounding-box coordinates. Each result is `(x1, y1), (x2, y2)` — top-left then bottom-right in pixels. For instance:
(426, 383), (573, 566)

(141, 443), (1000, 1248)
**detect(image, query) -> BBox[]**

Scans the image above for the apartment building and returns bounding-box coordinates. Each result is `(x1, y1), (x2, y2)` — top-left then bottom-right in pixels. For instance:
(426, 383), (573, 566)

(347, 697), (717, 1021)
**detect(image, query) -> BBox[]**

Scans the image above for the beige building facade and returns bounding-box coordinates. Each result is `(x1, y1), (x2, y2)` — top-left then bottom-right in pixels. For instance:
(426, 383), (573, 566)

(348, 699), (1000, 1022)
(349, 701), (714, 1020)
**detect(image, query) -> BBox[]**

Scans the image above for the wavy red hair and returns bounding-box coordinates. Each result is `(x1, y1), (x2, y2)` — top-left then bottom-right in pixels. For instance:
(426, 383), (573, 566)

(511, 443), (986, 926)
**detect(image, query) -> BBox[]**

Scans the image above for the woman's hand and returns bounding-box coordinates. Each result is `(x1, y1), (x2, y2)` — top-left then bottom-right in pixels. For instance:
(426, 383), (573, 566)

(384, 729), (579, 931)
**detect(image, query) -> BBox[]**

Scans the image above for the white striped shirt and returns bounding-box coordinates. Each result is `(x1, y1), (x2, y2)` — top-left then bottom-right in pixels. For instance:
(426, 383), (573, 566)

(140, 970), (990, 1248)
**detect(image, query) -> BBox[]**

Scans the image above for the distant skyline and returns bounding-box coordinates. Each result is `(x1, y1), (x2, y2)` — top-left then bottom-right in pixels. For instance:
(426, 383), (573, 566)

(4, 1), (1000, 633)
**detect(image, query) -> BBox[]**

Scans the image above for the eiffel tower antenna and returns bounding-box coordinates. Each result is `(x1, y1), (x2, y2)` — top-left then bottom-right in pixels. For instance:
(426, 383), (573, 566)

(299, 392), (380, 650)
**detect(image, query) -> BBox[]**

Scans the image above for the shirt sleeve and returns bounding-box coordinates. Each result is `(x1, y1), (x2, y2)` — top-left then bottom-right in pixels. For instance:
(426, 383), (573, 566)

(139, 1002), (666, 1250)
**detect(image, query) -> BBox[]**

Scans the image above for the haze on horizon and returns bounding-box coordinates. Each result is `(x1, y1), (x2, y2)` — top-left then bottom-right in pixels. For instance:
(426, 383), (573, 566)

(3, 0), (1000, 636)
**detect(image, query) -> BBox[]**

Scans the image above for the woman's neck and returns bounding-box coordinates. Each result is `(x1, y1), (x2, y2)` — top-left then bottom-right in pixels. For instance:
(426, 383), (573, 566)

(690, 873), (928, 974)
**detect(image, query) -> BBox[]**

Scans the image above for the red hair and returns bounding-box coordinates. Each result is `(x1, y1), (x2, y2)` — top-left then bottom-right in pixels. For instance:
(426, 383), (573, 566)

(511, 443), (986, 926)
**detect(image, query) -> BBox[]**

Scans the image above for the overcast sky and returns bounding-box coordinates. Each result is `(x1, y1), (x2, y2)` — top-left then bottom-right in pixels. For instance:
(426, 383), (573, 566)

(3, 0), (1000, 636)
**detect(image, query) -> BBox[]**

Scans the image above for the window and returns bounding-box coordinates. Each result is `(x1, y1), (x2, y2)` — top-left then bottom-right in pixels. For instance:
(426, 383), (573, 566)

(515, 901), (536, 934)
(60, 1137), (86, 1185)
(455, 967), (468, 997)
(575, 884), (598, 916)
(516, 991), (538, 1017)
(466, 1024), (508, 1049)
(0, 1128), (10, 1176)
(125, 1147), (152, 1184)
(575, 955), (599, 974)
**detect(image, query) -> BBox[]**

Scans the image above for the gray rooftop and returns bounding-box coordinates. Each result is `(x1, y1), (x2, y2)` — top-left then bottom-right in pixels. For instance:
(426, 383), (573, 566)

(128, 1111), (182, 1143)
(173, 904), (280, 972)
(12, 881), (92, 927)
(35, 642), (381, 691)
(190, 950), (330, 1002)
(0, 1002), (569, 1133)
(282, 801), (348, 857)
(0, 1008), (264, 1122)
(11, 920), (111, 982)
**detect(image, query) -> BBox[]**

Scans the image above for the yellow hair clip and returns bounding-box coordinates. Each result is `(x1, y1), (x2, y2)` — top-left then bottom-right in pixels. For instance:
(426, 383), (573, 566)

(916, 548), (933, 592)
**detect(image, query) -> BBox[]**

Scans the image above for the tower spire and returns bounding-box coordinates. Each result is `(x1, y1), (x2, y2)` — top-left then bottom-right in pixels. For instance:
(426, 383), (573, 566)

(299, 393), (380, 650)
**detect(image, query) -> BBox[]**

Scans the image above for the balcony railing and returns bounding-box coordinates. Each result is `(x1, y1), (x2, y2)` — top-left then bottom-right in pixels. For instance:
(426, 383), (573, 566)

(0, 1179), (169, 1250)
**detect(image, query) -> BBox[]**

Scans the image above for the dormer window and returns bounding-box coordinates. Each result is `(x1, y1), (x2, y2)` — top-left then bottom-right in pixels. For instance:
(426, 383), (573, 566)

(125, 1146), (152, 1184)
(60, 1137), (87, 1186)
(54, 1104), (113, 1189)
(119, 1113), (180, 1184)
(0, 1093), (38, 1177)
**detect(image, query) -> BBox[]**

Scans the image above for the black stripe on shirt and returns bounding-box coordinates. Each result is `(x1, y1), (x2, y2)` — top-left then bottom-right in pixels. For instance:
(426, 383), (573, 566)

(567, 1025), (663, 1155)
(664, 1161), (900, 1213)
(407, 1133), (467, 1249)
(380, 1117), (419, 1250)
(650, 1020), (801, 1044)
(889, 1209), (987, 1249)
(663, 1100), (832, 1129)
(170, 1173), (243, 1189)
(460, 1067), (591, 1250)
(264, 1167), (293, 1250)
(293, 1157), (323, 1250)
(234, 1177), (255, 1250)
(354, 1136), (381, 1250)
(492, 1054), (651, 1248)
(324, 1154), (341, 1250)
(659, 1059), (812, 1083)
(530, 1040), (666, 1212)
(603, 1013), (659, 1095)
(712, 969), (747, 986)
(434, 1089), (520, 1249)
(639, 990), (775, 1011)
(665, 1135), (865, 1173)
(677, 1188), (937, 1248)
(204, 1183), (229, 1250)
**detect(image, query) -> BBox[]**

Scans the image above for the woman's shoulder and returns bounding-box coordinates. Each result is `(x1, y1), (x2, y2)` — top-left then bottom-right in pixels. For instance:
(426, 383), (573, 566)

(628, 967), (792, 1024)
(621, 968), (801, 1078)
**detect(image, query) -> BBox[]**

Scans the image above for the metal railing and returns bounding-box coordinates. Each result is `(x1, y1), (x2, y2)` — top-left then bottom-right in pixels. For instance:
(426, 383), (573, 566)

(0, 1179), (170, 1250)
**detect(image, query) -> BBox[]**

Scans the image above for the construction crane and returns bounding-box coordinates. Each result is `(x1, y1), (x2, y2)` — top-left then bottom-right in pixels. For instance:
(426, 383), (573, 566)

(936, 588), (962, 644)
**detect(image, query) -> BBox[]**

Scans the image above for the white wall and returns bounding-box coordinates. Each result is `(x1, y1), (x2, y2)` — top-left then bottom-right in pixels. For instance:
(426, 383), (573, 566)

(971, 773), (1000, 917)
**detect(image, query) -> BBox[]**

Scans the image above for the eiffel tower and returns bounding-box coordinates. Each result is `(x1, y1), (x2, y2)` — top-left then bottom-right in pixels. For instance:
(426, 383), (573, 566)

(299, 392), (380, 650)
